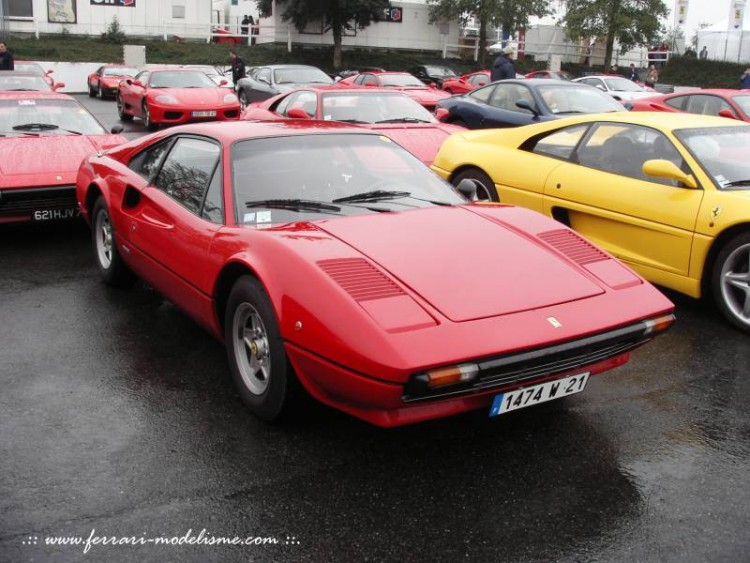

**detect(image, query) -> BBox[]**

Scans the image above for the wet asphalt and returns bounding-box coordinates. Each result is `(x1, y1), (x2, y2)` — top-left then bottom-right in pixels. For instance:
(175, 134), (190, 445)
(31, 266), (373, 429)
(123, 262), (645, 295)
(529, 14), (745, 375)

(0, 96), (749, 563)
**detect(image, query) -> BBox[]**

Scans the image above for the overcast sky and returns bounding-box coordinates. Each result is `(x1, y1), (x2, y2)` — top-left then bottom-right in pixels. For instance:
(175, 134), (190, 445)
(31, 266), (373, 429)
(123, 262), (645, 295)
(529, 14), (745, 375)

(666, 0), (747, 33)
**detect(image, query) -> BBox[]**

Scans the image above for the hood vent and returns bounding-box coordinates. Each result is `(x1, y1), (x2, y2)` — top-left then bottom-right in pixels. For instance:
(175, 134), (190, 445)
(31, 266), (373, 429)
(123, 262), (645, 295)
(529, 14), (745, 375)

(318, 258), (405, 302)
(538, 229), (608, 265)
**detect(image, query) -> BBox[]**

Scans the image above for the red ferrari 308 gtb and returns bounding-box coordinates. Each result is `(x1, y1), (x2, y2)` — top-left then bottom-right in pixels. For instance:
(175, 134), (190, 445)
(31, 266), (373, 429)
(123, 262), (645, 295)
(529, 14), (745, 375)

(441, 71), (491, 95)
(76, 121), (674, 427)
(117, 68), (240, 131)
(241, 87), (464, 165)
(88, 64), (139, 99)
(338, 71), (451, 111)
(0, 91), (126, 224)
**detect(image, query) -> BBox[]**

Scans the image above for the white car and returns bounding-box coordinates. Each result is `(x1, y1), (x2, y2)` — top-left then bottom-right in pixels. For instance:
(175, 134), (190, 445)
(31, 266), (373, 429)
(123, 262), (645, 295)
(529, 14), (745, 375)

(573, 75), (654, 101)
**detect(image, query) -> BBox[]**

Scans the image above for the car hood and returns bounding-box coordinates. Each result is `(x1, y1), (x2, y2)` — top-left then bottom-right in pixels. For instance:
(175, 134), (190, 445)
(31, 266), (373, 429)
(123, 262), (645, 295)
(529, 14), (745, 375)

(369, 123), (463, 165)
(396, 88), (451, 103)
(153, 87), (229, 104)
(318, 206), (605, 322)
(0, 134), (125, 188)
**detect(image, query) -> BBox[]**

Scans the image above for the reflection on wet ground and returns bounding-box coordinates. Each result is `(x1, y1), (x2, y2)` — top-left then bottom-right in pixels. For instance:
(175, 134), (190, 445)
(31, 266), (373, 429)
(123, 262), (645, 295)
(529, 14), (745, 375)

(1, 219), (748, 563)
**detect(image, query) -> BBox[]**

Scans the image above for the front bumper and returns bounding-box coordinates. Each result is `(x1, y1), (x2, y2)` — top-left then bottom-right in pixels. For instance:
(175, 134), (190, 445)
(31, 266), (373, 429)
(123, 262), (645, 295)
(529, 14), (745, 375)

(149, 103), (241, 125)
(0, 185), (80, 224)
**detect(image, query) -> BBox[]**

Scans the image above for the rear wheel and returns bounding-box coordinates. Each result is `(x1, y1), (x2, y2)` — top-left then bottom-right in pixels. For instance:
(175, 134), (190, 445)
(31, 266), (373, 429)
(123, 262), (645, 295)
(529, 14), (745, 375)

(711, 232), (750, 332)
(142, 101), (158, 131)
(451, 168), (498, 202)
(116, 94), (132, 121)
(91, 196), (136, 287)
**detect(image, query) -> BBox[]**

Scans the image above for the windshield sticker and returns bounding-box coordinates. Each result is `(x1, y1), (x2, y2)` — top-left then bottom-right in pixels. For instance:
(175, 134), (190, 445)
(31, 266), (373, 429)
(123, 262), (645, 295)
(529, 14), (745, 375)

(715, 174), (729, 187)
(18, 99), (36, 106)
(243, 212), (256, 223)
(256, 211), (272, 223)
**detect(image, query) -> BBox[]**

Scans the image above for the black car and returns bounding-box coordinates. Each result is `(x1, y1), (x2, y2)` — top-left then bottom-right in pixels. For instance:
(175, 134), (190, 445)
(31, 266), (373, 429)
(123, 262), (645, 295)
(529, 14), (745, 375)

(435, 78), (626, 129)
(407, 64), (457, 88)
(234, 64), (334, 107)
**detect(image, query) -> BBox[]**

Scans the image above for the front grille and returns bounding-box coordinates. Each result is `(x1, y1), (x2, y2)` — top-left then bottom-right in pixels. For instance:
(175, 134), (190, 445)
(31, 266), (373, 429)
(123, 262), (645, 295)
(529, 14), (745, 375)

(0, 185), (76, 214)
(164, 111), (183, 120)
(403, 320), (652, 402)
(224, 109), (239, 118)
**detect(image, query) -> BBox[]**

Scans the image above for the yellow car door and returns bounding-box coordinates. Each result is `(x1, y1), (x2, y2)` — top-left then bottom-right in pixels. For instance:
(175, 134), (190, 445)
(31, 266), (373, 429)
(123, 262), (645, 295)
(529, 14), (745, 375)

(541, 122), (704, 279)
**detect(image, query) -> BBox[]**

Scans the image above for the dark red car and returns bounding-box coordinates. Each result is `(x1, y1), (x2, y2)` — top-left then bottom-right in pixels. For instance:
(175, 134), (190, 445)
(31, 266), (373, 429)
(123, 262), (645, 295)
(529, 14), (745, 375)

(629, 88), (750, 122)
(441, 71), (490, 95)
(75, 120), (674, 427)
(338, 71), (451, 110)
(241, 86), (464, 165)
(88, 64), (139, 99)
(0, 91), (126, 224)
(117, 68), (240, 130)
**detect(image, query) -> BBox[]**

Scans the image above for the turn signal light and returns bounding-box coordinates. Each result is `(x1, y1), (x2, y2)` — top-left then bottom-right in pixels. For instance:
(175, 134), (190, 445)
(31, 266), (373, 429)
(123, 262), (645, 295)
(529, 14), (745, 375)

(425, 363), (479, 389)
(644, 313), (676, 336)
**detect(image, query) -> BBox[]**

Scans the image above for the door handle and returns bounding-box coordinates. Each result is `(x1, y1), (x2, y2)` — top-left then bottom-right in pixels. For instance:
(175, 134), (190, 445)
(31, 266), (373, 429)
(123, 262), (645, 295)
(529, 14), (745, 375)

(139, 208), (174, 229)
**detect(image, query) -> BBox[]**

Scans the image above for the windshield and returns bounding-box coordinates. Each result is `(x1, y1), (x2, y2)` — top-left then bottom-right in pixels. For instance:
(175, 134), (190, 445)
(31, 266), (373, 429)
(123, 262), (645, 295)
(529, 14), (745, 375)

(538, 84), (626, 114)
(321, 92), (436, 123)
(0, 74), (51, 91)
(14, 63), (45, 75)
(274, 67), (333, 85)
(732, 94), (750, 117)
(0, 98), (108, 135)
(603, 77), (645, 92)
(380, 74), (426, 87)
(232, 133), (464, 224)
(149, 71), (217, 88)
(103, 67), (138, 77)
(424, 66), (456, 77)
(674, 125), (750, 189)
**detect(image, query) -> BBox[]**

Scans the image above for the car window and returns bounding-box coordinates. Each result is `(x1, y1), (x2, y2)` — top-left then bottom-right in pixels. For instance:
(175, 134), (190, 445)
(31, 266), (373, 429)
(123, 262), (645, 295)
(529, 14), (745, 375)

(468, 84), (495, 103)
(488, 83), (536, 113)
(154, 137), (221, 215)
(282, 90), (317, 117)
(271, 93), (293, 115)
(732, 95), (750, 116)
(530, 124), (589, 160)
(361, 74), (379, 86)
(683, 94), (733, 116)
(577, 123), (687, 185)
(664, 96), (687, 110)
(257, 68), (271, 84)
(579, 78), (601, 88)
(128, 139), (172, 181)
(469, 74), (489, 86)
(201, 166), (224, 223)
(135, 71), (148, 84)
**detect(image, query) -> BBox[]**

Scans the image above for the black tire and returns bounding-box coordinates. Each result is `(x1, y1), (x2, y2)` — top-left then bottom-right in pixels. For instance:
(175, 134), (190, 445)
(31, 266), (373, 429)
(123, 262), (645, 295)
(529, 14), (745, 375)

(225, 276), (301, 421)
(452, 168), (498, 202)
(142, 101), (158, 131)
(238, 89), (248, 110)
(116, 94), (132, 121)
(711, 231), (750, 333)
(91, 196), (136, 287)
(88, 83), (97, 97)
(97, 84), (105, 99)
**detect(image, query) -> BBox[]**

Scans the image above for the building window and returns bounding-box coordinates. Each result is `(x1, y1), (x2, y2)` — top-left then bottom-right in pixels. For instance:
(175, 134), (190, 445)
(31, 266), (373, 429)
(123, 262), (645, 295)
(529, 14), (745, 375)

(7, 0), (34, 18)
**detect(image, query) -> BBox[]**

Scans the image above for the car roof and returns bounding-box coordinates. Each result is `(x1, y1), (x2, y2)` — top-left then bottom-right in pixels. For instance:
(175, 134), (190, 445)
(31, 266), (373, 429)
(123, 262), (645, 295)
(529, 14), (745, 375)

(0, 90), (74, 101)
(550, 111), (746, 130)
(261, 64), (325, 70)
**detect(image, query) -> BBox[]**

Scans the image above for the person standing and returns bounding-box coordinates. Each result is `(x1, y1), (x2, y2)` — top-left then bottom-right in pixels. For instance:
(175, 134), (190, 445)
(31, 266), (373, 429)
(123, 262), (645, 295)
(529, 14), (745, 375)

(0, 41), (14, 71)
(741, 68), (750, 89)
(490, 45), (515, 82)
(229, 49), (246, 86)
(248, 15), (257, 46)
(627, 63), (640, 82)
(699, 46), (708, 60)
(240, 15), (250, 37)
(645, 65), (658, 88)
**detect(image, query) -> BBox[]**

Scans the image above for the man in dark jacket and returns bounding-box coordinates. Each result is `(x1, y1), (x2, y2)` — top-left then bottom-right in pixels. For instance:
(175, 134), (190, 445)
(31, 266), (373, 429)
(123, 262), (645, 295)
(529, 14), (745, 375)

(490, 45), (515, 82)
(229, 49), (246, 84)
(0, 41), (14, 71)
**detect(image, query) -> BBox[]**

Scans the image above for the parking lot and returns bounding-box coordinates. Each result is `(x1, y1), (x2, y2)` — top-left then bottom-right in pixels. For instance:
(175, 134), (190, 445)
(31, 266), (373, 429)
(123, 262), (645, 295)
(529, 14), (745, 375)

(1, 95), (749, 563)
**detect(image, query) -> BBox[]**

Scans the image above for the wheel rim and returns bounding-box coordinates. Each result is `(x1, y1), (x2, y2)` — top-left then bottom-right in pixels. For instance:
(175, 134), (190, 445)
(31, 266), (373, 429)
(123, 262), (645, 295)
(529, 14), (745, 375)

(720, 243), (750, 327)
(232, 302), (271, 395)
(239, 91), (247, 109)
(117, 96), (124, 117)
(143, 104), (151, 127)
(466, 177), (492, 201)
(94, 207), (113, 269)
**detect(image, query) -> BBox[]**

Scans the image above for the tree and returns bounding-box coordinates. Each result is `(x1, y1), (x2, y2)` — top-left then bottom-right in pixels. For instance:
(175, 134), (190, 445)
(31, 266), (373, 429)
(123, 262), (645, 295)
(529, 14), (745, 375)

(427, 0), (551, 68)
(256, 0), (389, 69)
(562, 0), (667, 70)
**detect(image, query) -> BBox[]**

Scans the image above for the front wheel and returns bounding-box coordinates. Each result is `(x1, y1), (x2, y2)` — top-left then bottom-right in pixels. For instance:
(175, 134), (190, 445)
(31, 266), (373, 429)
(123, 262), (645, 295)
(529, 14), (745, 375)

(91, 196), (136, 287)
(711, 232), (750, 332)
(142, 101), (158, 131)
(88, 83), (97, 97)
(238, 89), (249, 110)
(116, 94), (132, 121)
(451, 168), (498, 202)
(225, 276), (300, 421)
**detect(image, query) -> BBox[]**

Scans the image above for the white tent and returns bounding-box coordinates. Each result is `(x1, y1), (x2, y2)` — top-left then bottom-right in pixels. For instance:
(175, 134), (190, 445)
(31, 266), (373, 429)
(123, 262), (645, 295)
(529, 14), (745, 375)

(696, 9), (750, 63)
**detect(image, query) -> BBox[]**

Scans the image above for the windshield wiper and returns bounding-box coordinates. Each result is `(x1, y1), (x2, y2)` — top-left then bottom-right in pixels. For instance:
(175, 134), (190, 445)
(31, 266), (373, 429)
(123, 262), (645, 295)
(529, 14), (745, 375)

(722, 179), (750, 187)
(375, 117), (431, 123)
(332, 190), (411, 204)
(245, 199), (341, 213)
(337, 118), (369, 124)
(554, 110), (585, 114)
(13, 123), (59, 131)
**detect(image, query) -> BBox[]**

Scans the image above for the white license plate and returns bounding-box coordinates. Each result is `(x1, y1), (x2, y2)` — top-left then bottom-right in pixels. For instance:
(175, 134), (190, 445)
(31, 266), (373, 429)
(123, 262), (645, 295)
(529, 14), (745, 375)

(192, 110), (216, 117)
(489, 372), (589, 417)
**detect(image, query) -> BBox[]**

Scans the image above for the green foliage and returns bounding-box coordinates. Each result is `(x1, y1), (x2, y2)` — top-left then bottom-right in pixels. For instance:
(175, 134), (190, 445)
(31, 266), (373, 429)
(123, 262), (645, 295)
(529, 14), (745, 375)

(100, 17), (126, 44)
(660, 55), (748, 88)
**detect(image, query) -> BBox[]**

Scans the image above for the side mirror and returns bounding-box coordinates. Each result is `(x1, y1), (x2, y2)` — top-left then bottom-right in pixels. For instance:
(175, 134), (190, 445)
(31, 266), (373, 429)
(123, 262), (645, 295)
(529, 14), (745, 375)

(718, 108), (738, 120)
(596, 84), (606, 91)
(286, 107), (312, 119)
(52, 82), (65, 91)
(516, 99), (540, 117)
(45, 69), (54, 76)
(455, 178), (478, 201)
(133, 80), (144, 88)
(219, 79), (228, 86)
(642, 159), (698, 188)
(428, 82), (437, 89)
(110, 124), (125, 134)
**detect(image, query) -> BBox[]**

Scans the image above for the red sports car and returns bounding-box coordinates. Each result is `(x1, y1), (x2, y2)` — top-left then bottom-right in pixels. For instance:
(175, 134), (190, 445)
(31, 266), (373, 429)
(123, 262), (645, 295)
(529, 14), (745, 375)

(338, 71), (451, 110)
(116, 68), (240, 131)
(629, 88), (750, 122)
(14, 61), (63, 90)
(0, 91), (126, 224)
(241, 87), (464, 165)
(88, 64), (139, 99)
(76, 120), (674, 427)
(441, 71), (490, 95)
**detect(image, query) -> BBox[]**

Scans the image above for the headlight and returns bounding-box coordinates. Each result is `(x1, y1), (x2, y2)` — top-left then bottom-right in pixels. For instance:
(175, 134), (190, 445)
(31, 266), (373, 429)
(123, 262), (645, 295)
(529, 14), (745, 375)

(224, 93), (238, 104)
(155, 95), (179, 104)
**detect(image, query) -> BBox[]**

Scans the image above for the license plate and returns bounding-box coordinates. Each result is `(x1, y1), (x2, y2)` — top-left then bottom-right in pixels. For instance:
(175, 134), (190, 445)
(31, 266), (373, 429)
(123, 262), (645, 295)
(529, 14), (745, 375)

(192, 110), (216, 117)
(33, 208), (80, 221)
(489, 372), (589, 417)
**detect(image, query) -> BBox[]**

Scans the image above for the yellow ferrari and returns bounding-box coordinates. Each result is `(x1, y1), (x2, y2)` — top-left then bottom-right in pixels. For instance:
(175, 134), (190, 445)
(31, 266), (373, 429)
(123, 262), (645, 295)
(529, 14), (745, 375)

(432, 112), (750, 332)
